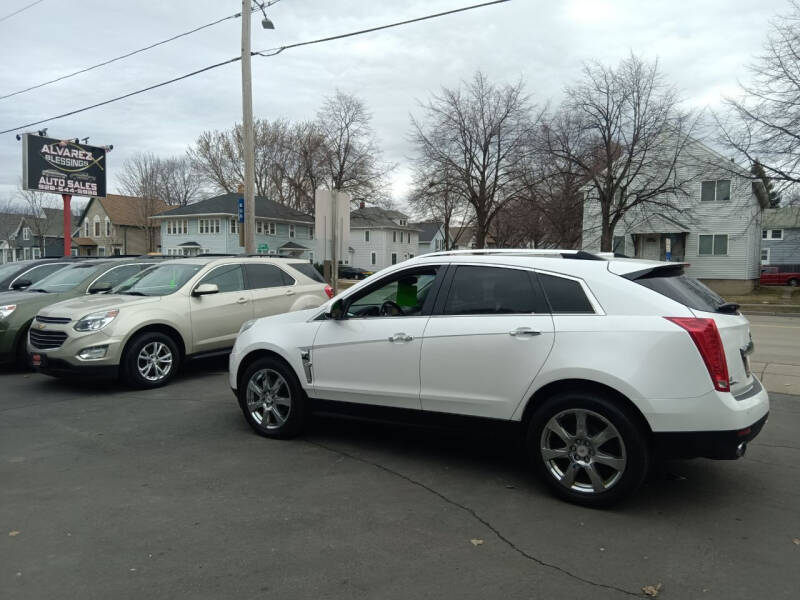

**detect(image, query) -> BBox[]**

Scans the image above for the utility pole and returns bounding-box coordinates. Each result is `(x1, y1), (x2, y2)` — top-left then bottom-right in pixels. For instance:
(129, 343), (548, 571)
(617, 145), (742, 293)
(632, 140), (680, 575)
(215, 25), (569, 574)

(241, 0), (256, 254)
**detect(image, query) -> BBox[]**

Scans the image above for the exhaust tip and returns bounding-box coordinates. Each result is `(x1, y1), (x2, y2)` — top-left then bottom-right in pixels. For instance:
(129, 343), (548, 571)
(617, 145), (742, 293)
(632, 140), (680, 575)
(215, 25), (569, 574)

(736, 442), (747, 458)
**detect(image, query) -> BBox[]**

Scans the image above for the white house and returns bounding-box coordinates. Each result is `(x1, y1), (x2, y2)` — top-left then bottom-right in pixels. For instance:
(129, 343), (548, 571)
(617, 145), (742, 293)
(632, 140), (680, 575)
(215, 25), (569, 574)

(581, 138), (767, 294)
(348, 206), (420, 271)
(412, 221), (446, 254)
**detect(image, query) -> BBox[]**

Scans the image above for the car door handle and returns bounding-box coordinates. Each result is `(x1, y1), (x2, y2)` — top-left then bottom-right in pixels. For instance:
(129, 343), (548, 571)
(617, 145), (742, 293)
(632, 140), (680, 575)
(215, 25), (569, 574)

(509, 328), (541, 337)
(388, 333), (413, 342)
(236, 297), (248, 304)
(285, 289), (295, 296)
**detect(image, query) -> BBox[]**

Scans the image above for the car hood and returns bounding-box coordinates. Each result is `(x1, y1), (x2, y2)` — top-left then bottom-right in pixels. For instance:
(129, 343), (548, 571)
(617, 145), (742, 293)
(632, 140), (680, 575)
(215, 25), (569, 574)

(0, 290), (42, 305)
(38, 294), (162, 318)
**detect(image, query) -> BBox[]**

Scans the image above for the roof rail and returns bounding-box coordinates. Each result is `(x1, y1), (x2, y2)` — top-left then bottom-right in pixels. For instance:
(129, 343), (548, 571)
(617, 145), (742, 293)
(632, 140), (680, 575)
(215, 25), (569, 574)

(424, 248), (608, 260)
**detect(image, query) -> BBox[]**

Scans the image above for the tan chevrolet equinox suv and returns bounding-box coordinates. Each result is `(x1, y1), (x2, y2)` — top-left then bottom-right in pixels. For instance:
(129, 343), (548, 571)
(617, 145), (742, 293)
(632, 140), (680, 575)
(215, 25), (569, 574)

(29, 256), (332, 388)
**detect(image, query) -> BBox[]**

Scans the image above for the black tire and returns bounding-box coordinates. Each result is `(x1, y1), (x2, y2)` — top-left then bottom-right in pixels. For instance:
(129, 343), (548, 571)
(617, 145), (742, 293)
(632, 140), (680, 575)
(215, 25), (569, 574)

(238, 356), (306, 439)
(15, 323), (32, 370)
(527, 391), (649, 507)
(788, 278), (798, 287)
(122, 331), (180, 389)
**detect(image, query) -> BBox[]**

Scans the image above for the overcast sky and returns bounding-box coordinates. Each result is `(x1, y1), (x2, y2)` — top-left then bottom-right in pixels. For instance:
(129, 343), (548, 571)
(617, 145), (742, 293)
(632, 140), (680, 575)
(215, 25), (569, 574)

(0, 0), (790, 212)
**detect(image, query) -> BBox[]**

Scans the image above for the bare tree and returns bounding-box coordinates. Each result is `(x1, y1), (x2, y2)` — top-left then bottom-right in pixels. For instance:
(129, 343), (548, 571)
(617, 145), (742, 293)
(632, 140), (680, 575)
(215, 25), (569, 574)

(410, 72), (540, 248)
(316, 90), (393, 204)
(719, 1), (800, 191)
(160, 157), (203, 206)
(542, 54), (695, 252)
(17, 184), (57, 254)
(118, 153), (168, 252)
(407, 164), (472, 249)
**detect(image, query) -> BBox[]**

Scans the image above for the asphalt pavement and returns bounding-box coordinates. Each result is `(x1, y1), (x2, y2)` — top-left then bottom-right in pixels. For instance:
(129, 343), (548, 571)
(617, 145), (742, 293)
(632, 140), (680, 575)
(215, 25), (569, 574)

(1, 361), (798, 600)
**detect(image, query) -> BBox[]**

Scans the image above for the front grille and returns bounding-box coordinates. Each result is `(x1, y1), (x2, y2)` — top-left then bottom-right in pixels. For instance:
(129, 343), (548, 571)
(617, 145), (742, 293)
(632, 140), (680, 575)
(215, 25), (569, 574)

(29, 329), (68, 350)
(36, 316), (72, 324)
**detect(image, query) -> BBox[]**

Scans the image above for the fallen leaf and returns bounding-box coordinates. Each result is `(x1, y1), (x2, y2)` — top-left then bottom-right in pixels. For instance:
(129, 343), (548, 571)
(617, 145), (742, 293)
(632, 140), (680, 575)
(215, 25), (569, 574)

(792, 537), (800, 545)
(8, 531), (20, 537)
(470, 539), (484, 546)
(642, 583), (662, 597)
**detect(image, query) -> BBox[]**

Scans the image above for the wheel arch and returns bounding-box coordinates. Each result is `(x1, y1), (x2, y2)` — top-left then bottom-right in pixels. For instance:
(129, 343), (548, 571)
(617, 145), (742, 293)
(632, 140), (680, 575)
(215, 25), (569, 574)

(122, 323), (187, 361)
(236, 348), (303, 394)
(520, 378), (652, 436)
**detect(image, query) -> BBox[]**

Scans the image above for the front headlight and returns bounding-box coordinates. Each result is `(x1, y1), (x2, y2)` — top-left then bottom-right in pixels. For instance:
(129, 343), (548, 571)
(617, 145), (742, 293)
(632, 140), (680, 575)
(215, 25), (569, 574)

(0, 305), (16, 319)
(239, 319), (256, 334)
(74, 309), (119, 332)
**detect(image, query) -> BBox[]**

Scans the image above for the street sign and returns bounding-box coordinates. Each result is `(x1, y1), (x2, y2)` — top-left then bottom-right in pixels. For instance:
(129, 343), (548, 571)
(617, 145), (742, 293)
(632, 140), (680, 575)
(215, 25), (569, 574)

(258, 243), (269, 253)
(238, 197), (245, 223)
(665, 237), (672, 262)
(22, 134), (106, 197)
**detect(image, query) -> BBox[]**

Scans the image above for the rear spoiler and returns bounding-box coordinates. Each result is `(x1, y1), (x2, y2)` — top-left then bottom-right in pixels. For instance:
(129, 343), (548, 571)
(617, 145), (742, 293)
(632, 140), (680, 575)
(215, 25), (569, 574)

(621, 263), (690, 281)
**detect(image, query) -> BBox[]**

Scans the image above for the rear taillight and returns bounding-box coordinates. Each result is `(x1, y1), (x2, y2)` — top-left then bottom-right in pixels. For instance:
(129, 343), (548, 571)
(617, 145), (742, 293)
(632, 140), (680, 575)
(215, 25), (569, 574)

(324, 285), (334, 299)
(665, 317), (730, 392)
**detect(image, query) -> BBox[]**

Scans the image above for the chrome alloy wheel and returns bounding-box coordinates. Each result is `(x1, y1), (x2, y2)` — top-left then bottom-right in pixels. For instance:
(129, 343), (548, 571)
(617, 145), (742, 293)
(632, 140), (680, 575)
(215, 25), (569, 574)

(246, 369), (292, 430)
(136, 342), (173, 382)
(539, 408), (627, 494)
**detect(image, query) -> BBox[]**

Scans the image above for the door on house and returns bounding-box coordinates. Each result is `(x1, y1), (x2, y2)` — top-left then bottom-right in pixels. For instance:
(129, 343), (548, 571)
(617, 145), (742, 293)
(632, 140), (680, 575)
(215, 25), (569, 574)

(642, 236), (660, 261)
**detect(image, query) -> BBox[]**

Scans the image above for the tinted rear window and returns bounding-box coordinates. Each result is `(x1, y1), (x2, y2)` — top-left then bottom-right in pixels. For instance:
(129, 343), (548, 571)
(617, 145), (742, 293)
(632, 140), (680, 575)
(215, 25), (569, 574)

(632, 268), (724, 313)
(538, 273), (595, 314)
(245, 264), (294, 289)
(443, 266), (546, 315)
(290, 262), (326, 283)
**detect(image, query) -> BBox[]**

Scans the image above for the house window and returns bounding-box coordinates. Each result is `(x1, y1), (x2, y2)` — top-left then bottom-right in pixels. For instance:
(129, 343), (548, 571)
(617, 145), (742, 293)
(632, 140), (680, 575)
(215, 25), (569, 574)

(391, 253), (397, 265)
(256, 220), (263, 234)
(762, 229), (783, 240)
(698, 234), (728, 256)
(167, 220), (188, 235)
(199, 219), (220, 234)
(289, 224), (295, 238)
(97, 246), (106, 257)
(700, 180), (731, 202)
(23, 248), (30, 260)
(308, 226), (314, 239)
(105, 217), (112, 237)
(23, 227), (31, 241)
(230, 219), (239, 234)
(365, 230), (370, 242)
(267, 222), (276, 235)
(761, 248), (770, 264)
(409, 254), (414, 259)
(93, 215), (101, 237)
(393, 231), (397, 243)
(613, 235), (626, 254)
(32, 247), (41, 259)
(70, 248), (78, 257)
(370, 252), (376, 265)
(399, 219), (407, 226)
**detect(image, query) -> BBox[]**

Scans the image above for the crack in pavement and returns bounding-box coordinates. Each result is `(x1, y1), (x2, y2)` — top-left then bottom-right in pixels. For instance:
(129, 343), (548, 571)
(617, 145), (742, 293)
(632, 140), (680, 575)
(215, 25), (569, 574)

(308, 440), (641, 598)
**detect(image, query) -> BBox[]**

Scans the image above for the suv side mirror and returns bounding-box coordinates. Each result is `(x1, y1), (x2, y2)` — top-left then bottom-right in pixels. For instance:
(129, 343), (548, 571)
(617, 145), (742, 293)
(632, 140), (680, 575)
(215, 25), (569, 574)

(10, 278), (32, 290)
(89, 281), (113, 294)
(192, 283), (219, 297)
(327, 298), (345, 320)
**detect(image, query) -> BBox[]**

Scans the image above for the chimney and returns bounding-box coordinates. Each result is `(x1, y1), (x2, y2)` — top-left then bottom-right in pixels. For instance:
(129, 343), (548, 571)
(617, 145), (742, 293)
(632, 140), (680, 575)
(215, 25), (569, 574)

(359, 200), (365, 209)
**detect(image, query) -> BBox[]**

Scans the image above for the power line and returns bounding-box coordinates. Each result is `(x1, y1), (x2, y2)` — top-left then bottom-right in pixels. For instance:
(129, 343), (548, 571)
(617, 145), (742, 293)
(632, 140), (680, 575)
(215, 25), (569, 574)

(0, 0), (45, 24)
(0, 0), (512, 135)
(0, 9), (257, 101)
(255, 0), (511, 57)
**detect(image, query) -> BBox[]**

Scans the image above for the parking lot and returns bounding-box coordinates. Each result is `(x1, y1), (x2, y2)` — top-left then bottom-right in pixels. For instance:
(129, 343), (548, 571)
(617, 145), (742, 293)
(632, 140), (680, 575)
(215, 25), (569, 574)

(1, 357), (798, 600)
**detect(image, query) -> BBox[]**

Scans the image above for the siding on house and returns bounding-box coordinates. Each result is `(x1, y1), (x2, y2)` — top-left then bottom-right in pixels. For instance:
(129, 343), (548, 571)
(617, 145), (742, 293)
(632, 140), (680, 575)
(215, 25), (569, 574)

(581, 140), (763, 282)
(762, 228), (800, 265)
(349, 227), (418, 270)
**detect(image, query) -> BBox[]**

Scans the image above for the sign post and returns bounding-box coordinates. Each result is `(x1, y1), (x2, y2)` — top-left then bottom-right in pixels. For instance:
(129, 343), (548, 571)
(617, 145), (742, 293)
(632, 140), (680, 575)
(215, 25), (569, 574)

(21, 134), (108, 257)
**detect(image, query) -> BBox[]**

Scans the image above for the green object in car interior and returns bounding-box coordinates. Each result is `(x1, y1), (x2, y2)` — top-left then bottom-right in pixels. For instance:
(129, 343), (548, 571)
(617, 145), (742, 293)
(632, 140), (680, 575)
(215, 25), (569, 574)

(396, 279), (417, 307)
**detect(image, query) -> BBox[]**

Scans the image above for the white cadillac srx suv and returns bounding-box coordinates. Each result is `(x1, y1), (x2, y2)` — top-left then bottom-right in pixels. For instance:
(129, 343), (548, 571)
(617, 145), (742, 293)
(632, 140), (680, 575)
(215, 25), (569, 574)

(228, 250), (769, 505)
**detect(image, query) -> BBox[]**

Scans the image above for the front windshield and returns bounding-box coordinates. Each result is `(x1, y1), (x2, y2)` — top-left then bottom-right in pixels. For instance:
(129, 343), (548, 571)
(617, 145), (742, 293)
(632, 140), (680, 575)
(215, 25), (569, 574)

(113, 263), (203, 296)
(31, 264), (98, 293)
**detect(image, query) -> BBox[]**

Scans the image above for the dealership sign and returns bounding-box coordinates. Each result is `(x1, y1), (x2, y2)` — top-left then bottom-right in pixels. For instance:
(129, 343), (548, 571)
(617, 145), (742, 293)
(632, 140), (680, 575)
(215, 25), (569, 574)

(22, 134), (106, 197)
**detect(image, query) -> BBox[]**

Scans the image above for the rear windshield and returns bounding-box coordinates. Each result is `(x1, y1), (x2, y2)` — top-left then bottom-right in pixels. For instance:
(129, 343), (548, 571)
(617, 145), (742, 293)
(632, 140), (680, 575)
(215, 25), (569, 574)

(631, 266), (726, 313)
(289, 262), (325, 283)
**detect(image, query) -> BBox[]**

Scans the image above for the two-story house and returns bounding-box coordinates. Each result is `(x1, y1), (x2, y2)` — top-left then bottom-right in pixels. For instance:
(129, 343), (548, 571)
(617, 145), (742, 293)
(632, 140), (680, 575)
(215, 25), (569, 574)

(7, 208), (67, 260)
(412, 221), (446, 255)
(581, 139), (767, 294)
(152, 193), (315, 258)
(75, 194), (170, 256)
(761, 206), (800, 267)
(348, 206), (420, 270)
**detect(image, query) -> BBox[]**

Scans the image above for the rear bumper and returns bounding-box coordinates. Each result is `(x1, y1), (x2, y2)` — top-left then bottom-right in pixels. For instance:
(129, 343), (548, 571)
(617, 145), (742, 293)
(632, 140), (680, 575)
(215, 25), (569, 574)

(653, 412), (768, 460)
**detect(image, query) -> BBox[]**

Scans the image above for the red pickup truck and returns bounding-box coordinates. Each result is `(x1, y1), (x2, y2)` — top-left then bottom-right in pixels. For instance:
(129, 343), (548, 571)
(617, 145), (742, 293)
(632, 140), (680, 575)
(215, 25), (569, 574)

(760, 266), (800, 287)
